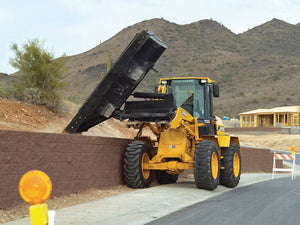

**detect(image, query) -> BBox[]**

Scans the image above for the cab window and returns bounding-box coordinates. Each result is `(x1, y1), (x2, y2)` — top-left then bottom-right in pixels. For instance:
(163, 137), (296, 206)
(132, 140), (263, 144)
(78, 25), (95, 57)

(167, 80), (204, 119)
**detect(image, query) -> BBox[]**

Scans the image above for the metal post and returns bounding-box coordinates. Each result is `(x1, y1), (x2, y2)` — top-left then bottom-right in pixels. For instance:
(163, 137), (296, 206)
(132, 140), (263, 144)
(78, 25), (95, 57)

(272, 152), (276, 179)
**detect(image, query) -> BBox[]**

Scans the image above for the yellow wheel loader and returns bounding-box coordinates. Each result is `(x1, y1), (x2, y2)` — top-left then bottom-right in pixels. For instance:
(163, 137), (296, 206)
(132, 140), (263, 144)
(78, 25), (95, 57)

(64, 30), (241, 190)
(120, 77), (241, 190)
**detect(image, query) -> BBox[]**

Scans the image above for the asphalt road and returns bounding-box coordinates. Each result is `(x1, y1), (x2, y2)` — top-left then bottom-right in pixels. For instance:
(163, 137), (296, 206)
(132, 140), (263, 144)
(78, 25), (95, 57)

(295, 153), (300, 165)
(294, 153), (299, 165)
(292, 153), (299, 165)
(147, 177), (300, 225)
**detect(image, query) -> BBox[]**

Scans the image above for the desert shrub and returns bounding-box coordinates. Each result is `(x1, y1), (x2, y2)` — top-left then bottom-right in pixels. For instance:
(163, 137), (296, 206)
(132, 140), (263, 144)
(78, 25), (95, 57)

(9, 38), (67, 108)
(263, 96), (276, 101)
(0, 82), (17, 98)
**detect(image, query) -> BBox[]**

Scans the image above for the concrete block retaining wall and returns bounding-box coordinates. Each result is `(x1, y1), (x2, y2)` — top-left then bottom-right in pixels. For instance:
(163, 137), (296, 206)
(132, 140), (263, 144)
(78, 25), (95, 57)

(0, 130), (131, 208)
(0, 129), (280, 209)
(240, 146), (281, 173)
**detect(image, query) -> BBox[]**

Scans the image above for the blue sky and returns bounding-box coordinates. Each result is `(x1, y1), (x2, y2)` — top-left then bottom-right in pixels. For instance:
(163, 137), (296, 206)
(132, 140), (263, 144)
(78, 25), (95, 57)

(1, 0), (299, 74)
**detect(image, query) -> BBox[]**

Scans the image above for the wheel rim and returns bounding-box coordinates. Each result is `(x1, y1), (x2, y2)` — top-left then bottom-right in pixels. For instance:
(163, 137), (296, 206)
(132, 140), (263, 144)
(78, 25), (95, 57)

(141, 153), (150, 179)
(211, 152), (219, 179)
(233, 153), (240, 177)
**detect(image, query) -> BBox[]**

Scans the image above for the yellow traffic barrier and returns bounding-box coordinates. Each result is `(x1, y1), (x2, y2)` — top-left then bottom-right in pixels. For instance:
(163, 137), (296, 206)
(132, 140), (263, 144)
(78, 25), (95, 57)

(19, 170), (52, 225)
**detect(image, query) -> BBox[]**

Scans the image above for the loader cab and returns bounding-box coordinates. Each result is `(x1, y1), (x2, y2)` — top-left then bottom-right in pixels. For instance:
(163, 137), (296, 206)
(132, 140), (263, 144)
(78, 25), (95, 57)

(160, 77), (219, 123)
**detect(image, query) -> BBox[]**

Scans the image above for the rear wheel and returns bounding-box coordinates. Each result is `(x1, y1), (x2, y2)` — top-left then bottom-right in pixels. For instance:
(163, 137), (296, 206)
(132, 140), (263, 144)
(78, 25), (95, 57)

(220, 143), (241, 188)
(156, 170), (178, 184)
(194, 140), (220, 190)
(123, 141), (152, 188)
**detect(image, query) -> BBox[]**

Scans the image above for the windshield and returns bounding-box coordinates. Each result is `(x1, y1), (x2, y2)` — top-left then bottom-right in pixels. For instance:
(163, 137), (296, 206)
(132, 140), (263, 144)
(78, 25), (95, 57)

(167, 79), (204, 119)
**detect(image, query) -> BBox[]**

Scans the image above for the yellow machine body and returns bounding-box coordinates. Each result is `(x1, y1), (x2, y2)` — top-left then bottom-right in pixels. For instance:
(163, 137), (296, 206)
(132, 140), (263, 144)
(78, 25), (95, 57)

(128, 77), (239, 175)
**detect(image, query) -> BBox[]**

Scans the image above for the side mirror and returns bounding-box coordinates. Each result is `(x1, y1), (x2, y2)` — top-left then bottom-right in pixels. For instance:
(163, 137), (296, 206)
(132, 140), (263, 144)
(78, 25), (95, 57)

(213, 84), (219, 97)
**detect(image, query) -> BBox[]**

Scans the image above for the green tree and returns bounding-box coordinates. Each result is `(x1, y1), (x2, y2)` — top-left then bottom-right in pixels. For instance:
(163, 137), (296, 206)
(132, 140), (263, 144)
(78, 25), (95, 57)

(9, 38), (66, 108)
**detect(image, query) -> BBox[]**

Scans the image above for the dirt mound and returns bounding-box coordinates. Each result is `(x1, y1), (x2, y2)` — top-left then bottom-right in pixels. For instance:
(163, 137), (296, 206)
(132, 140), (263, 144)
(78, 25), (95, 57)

(0, 98), (72, 132)
(0, 98), (137, 138)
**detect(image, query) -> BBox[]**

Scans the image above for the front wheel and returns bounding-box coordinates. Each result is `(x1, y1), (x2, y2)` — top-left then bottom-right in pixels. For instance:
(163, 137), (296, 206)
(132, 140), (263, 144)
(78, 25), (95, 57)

(220, 143), (241, 188)
(194, 140), (220, 190)
(123, 141), (152, 188)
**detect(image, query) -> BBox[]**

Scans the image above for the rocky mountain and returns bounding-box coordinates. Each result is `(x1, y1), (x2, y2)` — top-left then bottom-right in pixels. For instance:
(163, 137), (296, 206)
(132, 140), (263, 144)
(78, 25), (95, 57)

(4, 18), (300, 117)
(0, 73), (9, 81)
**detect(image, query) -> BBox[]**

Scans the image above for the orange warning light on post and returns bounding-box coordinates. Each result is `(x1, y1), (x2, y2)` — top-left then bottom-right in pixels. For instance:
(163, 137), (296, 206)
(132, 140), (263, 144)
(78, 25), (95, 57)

(291, 146), (296, 155)
(19, 170), (52, 205)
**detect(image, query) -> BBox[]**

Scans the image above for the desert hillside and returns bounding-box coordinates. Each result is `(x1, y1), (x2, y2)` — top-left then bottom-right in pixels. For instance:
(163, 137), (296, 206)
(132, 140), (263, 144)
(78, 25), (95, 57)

(1, 18), (299, 117)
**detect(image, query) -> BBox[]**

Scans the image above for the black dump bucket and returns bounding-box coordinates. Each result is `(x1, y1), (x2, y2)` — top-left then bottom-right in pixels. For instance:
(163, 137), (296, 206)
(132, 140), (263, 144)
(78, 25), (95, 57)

(64, 30), (167, 133)
(119, 92), (176, 122)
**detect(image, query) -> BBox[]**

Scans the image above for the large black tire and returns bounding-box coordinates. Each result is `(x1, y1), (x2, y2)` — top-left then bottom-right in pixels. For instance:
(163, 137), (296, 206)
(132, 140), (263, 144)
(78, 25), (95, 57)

(194, 140), (220, 190)
(123, 141), (152, 188)
(155, 170), (178, 184)
(220, 143), (241, 188)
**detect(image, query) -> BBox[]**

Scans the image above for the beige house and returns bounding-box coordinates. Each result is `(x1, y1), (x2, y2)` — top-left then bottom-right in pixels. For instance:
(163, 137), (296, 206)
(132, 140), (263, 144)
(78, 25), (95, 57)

(240, 106), (300, 128)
